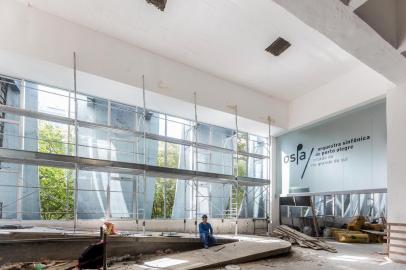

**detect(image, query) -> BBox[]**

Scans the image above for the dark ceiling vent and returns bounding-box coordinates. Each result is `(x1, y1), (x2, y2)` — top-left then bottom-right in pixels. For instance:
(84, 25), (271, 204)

(340, 0), (351, 6)
(146, 0), (167, 11)
(401, 51), (406, 58)
(265, 37), (291, 56)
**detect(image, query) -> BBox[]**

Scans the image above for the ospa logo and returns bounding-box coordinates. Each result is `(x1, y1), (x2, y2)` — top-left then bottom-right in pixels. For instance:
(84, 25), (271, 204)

(283, 144), (314, 179)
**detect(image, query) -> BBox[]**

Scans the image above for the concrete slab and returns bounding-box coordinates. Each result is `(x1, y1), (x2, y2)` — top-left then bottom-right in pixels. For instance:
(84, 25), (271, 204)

(120, 237), (291, 270)
(0, 231), (235, 265)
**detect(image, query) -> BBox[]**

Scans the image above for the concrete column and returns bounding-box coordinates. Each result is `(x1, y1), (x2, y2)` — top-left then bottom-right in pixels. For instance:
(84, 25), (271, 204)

(271, 137), (279, 230)
(386, 85), (406, 263)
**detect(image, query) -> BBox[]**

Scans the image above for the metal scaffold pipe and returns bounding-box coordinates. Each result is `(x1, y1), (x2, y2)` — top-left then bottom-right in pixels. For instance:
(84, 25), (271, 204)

(73, 52), (79, 233)
(193, 92), (198, 235)
(267, 116), (272, 235)
(234, 105), (239, 236)
(142, 75), (147, 235)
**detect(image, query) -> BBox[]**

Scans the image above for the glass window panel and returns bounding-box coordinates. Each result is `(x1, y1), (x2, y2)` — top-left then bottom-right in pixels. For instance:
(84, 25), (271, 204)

(110, 133), (137, 163)
(76, 95), (108, 125)
(166, 143), (180, 169)
(38, 166), (74, 220)
(35, 84), (70, 117)
(196, 123), (210, 145)
(1, 119), (19, 150)
(38, 120), (73, 155)
(178, 145), (193, 171)
(152, 178), (176, 219)
(0, 167), (19, 219)
(110, 191), (134, 219)
(334, 194), (343, 217)
(0, 185), (17, 219)
(235, 156), (248, 177)
(77, 190), (107, 219)
(314, 195), (324, 216)
(325, 195), (333, 216)
(166, 116), (192, 140)
(77, 126), (109, 160)
(237, 133), (248, 153)
(248, 157), (267, 178)
(373, 193), (386, 219)
(209, 126), (234, 149)
(342, 194), (351, 218)
(248, 134), (267, 155)
(197, 148), (232, 174)
(360, 193), (374, 217)
(139, 110), (163, 136)
(110, 174), (135, 192)
(349, 194), (360, 217)
(111, 102), (136, 130)
(78, 171), (108, 191)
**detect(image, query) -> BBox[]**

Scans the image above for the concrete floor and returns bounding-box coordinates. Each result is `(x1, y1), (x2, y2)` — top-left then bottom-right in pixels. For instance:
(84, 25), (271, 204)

(210, 241), (405, 270)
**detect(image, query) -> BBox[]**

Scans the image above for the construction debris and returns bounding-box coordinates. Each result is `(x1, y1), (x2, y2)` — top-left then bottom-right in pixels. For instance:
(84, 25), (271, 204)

(0, 261), (77, 270)
(273, 225), (337, 253)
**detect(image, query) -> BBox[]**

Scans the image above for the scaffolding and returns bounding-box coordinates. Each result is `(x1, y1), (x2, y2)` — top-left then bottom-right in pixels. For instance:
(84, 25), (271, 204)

(0, 54), (271, 234)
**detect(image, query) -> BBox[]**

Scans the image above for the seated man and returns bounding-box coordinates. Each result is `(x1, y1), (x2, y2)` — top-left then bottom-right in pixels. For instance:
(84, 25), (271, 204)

(199, 214), (216, 248)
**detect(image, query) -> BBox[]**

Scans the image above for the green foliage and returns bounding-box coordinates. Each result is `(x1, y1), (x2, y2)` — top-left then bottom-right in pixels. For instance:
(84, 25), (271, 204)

(235, 158), (247, 177)
(237, 133), (248, 153)
(38, 122), (74, 220)
(152, 142), (178, 218)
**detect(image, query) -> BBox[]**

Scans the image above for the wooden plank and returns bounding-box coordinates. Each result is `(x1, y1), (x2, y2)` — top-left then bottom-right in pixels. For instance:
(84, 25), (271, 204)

(273, 225), (336, 253)
(122, 238), (291, 270)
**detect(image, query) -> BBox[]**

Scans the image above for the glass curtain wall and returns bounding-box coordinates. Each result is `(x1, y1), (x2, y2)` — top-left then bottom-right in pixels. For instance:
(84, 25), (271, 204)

(0, 75), (270, 220)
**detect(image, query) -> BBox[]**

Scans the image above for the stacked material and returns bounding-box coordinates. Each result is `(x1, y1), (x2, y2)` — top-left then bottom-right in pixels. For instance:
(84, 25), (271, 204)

(347, 216), (367, 231)
(335, 232), (369, 243)
(364, 222), (384, 232)
(331, 228), (360, 238)
(273, 225), (337, 253)
(331, 216), (386, 243)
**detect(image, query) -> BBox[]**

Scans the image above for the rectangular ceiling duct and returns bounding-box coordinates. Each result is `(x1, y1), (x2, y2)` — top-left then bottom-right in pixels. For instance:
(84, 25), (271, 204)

(265, 37), (291, 56)
(146, 0), (167, 11)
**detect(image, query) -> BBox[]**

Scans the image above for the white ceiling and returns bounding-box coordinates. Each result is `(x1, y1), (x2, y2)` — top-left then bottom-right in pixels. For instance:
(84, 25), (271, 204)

(17, 0), (363, 101)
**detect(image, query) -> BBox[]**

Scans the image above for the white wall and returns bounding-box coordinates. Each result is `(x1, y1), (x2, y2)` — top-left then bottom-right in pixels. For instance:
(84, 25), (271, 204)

(288, 65), (393, 129)
(386, 86), (406, 224)
(0, 0), (288, 129)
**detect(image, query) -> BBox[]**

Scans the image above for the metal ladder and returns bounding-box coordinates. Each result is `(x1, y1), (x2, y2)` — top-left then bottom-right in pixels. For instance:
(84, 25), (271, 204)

(224, 184), (240, 219)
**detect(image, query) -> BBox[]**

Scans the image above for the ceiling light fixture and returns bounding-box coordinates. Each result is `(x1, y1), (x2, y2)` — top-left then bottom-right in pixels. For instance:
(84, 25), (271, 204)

(265, 37), (291, 56)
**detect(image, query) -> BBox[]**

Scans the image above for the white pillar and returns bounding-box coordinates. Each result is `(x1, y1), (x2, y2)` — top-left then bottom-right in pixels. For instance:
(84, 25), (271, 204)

(387, 85), (406, 263)
(271, 137), (279, 231)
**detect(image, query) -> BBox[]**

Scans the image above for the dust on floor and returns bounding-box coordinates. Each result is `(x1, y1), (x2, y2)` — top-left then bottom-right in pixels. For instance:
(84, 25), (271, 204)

(208, 242), (405, 270)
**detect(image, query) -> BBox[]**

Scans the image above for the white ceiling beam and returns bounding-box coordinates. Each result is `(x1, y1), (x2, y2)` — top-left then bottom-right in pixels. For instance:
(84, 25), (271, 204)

(273, 0), (406, 86)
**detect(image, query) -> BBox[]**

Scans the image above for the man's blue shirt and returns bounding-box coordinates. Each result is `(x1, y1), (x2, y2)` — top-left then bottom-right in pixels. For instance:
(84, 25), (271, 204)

(199, 222), (213, 235)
